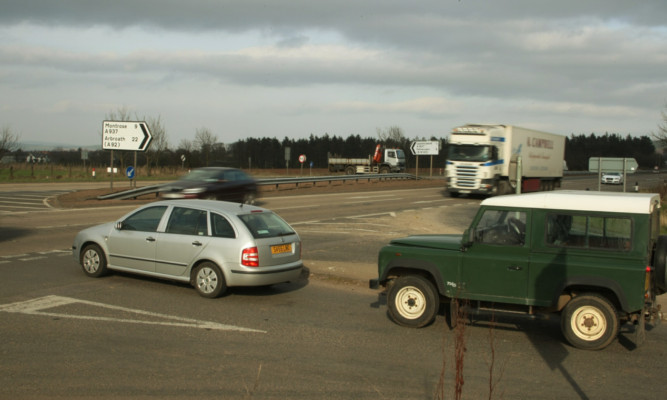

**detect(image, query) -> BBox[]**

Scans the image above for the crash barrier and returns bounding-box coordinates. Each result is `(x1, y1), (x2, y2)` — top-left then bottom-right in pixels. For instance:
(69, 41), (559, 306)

(97, 173), (418, 200)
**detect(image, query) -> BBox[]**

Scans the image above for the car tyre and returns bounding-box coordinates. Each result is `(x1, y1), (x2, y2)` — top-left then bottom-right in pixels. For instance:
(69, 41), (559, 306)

(387, 275), (438, 328)
(243, 192), (256, 205)
(80, 244), (108, 278)
(193, 262), (226, 298)
(561, 294), (619, 350)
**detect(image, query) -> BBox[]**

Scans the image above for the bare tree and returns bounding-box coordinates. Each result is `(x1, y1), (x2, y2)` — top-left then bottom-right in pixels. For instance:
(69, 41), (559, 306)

(0, 125), (20, 158)
(653, 103), (667, 147)
(144, 115), (169, 175)
(194, 127), (218, 166)
(376, 125), (406, 146)
(178, 138), (193, 152)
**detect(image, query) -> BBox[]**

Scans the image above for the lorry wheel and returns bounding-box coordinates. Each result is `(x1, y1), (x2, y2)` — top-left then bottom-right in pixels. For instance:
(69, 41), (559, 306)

(345, 166), (355, 175)
(379, 166), (390, 174)
(387, 275), (438, 328)
(652, 235), (667, 293)
(561, 294), (619, 350)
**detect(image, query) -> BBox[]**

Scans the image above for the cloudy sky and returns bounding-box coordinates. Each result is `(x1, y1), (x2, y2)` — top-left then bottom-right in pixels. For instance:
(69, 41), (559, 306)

(1, 1), (666, 149)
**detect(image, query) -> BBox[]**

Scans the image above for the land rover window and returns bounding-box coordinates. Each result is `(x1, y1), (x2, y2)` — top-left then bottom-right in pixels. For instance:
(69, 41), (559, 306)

(474, 210), (526, 246)
(546, 214), (631, 250)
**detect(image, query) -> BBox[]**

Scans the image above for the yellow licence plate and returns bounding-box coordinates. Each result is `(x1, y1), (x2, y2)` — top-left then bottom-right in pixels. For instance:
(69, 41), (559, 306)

(271, 244), (292, 254)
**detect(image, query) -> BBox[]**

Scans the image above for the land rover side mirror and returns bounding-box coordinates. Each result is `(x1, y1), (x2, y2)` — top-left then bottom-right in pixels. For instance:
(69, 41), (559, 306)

(462, 228), (474, 249)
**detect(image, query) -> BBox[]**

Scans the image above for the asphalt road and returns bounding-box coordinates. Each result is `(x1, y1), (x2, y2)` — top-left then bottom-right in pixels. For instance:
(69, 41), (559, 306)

(1, 176), (667, 399)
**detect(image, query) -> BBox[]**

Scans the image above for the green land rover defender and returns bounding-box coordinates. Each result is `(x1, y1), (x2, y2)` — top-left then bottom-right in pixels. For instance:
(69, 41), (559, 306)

(371, 190), (666, 350)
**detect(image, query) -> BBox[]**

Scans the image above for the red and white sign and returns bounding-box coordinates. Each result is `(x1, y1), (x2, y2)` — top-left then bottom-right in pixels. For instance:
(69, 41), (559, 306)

(298, 154), (306, 163)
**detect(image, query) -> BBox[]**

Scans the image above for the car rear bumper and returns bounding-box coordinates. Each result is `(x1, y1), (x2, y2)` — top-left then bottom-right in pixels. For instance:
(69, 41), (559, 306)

(228, 263), (303, 286)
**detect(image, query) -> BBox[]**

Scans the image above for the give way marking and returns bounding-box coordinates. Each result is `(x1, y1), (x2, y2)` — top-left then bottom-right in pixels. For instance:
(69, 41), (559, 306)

(0, 295), (266, 333)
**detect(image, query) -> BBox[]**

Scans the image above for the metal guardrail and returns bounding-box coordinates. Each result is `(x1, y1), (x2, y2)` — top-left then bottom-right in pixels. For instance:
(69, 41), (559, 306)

(96, 173), (418, 200)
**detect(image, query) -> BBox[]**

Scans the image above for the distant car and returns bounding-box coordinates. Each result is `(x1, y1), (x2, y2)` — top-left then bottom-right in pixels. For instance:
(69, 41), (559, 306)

(160, 167), (258, 204)
(601, 172), (623, 185)
(72, 200), (303, 298)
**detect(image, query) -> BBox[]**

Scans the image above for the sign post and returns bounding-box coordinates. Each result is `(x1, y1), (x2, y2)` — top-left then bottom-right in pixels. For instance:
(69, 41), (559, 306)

(102, 121), (152, 190)
(299, 154), (306, 175)
(410, 140), (440, 177)
(588, 157), (637, 192)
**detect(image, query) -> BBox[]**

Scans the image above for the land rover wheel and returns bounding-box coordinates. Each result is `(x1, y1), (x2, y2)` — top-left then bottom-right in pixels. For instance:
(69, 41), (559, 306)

(652, 235), (667, 293)
(387, 275), (438, 328)
(561, 294), (619, 350)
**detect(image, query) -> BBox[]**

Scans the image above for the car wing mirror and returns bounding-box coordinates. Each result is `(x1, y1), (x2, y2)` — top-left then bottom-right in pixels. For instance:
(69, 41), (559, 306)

(115, 221), (123, 230)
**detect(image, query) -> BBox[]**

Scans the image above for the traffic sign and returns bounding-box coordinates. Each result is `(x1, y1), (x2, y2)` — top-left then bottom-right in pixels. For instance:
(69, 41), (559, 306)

(588, 157), (637, 173)
(410, 140), (439, 156)
(126, 166), (135, 179)
(299, 154), (306, 163)
(102, 121), (152, 151)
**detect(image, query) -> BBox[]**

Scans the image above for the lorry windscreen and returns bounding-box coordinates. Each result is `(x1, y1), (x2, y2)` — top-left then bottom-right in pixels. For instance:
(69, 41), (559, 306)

(448, 145), (492, 162)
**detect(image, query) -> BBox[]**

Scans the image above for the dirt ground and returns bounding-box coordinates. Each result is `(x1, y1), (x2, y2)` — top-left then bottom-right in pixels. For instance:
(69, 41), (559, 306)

(49, 178), (444, 209)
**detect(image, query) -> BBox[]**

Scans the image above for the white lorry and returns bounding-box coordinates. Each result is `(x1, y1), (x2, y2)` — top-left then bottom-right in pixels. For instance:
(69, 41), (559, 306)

(328, 145), (406, 175)
(445, 124), (565, 197)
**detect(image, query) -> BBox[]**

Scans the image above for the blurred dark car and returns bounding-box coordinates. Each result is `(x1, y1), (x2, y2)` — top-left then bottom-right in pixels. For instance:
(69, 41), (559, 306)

(160, 167), (258, 204)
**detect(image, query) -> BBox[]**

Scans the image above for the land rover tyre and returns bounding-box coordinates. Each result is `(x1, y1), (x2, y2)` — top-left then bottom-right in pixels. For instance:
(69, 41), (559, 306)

(80, 244), (108, 278)
(193, 262), (227, 298)
(387, 275), (438, 328)
(561, 294), (619, 350)
(652, 235), (667, 293)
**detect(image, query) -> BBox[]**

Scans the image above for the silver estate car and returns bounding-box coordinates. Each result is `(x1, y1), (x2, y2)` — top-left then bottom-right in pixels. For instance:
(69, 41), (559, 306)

(72, 200), (303, 298)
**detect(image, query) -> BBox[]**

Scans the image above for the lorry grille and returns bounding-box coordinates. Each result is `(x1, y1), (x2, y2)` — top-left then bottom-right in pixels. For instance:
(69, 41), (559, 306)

(454, 165), (478, 188)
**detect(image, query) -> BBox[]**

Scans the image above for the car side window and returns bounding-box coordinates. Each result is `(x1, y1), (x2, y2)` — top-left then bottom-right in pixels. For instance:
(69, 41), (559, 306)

(211, 213), (236, 238)
(121, 206), (167, 232)
(546, 213), (632, 251)
(474, 209), (526, 246)
(166, 207), (208, 236)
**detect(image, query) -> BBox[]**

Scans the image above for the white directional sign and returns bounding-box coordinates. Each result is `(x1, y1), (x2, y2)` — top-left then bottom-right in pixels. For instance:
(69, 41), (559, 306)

(102, 120), (153, 151)
(410, 140), (440, 156)
(588, 157), (638, 173)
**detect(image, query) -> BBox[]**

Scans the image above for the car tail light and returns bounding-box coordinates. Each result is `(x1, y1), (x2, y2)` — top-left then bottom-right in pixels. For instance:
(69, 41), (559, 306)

(242, 247), (259, 267)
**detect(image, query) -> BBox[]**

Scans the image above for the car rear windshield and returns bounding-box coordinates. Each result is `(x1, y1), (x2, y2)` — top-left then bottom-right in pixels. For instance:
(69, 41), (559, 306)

(238, 212), (295, 239)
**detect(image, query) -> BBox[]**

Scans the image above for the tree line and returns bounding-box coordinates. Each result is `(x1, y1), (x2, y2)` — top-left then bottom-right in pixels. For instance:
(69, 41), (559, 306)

(2, 131), (663, 173)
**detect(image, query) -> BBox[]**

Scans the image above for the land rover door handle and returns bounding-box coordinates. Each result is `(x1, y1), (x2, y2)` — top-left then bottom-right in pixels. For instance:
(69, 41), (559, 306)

(507, 265), (522, 271)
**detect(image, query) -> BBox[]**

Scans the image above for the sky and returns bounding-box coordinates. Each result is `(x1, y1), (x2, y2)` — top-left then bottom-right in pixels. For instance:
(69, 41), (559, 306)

(1, 0), (667, 149)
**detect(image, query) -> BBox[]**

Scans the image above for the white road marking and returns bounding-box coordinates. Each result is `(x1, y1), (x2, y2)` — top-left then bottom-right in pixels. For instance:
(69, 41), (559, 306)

(0, 295), (266, 333)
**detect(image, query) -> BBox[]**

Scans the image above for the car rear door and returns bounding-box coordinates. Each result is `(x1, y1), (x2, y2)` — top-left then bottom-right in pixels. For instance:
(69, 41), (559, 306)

(155, 206), (211, 277)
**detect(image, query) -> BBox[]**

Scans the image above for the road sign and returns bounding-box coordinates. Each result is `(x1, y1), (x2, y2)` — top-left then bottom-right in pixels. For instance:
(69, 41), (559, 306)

(410, 140), (439, 156)
(102, 121), (152, 151)
(126, 166), (135, 179)
(588, 157), (637, 173)
(299, 154), (306, 163)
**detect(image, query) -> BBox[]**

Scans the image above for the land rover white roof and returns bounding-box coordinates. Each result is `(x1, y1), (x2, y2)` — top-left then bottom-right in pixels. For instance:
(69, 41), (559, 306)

(481, 190), (660, 214)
